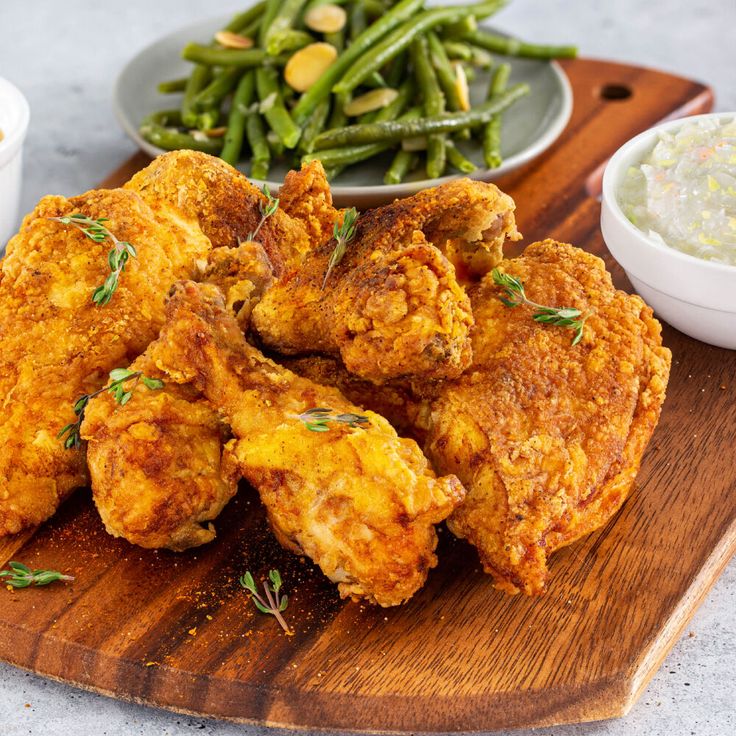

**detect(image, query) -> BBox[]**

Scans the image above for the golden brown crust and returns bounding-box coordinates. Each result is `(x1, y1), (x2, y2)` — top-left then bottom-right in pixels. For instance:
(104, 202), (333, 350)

(81, 354), (235, 551)
(0, 187), (211, 536)
(125, 150), (311, 275)
(149, 281), (465, 606)
(426, 240), (672, 595)
(253, 175), (523, 383)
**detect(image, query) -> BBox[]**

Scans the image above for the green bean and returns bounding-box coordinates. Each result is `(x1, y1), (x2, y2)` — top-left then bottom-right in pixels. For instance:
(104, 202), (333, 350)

(446, 140), (477, 173)
(441, 15), (477, 39)
(363, 0), (386, 16)
(267, 29), (314, 55)
(246, 111), (271, 179)
(363, 71), (389, 88)
(194, 67), (243, 110)
(303, 107), (422, 166)
(291, 0), (424, 125)
(410, 37), (446, 179)
(384, 150), (418, 184)
(333, 1), (505, 95)
(157, 78), (187, 94)
(426, 32), (464, 112)
(221, 72), (255, 165)
(329, 92), (350, 131)
(385, 50), (407, 88)
(223, 2), (267, 33)
(267, 129), (286, 157)
(348, 1), (367, 41)
(311, 83), (528, 149)
(442, 41), (473, 61)
(483, 61), (510, 169)
(259, 0), (283, 46)
(263, 0), (309, 55)
(140, 114), (223, 154)
(462, 29), (578, 59)
(146, 109), (183, 126)
(182, 44), (266, 67)
(299, 98), (332, 154)
(256, 66), (301, 149)
(181, 64), (212, 128)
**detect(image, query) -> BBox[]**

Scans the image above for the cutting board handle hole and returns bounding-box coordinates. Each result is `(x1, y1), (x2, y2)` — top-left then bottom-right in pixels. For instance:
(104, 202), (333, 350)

(600, 84), (633, 101)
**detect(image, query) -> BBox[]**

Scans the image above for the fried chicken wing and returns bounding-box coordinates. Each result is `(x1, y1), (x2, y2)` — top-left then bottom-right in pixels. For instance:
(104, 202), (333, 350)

(425, 240), (671, 595)
(252, 178), (520, 384)
(80, 242), (273, 551)
(147, 281), (464, 606)
(81, 353), (234, 551)
(0, 187), (211, 536)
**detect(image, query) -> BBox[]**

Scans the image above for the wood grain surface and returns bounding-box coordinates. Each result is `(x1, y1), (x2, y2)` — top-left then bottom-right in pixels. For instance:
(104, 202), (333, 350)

(0, 59), (730, 733)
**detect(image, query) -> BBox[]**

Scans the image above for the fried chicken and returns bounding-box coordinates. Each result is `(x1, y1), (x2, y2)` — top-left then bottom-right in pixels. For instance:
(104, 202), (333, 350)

(252, 178), (520, 384)
(147, 281), (465, 606)
(0, 187), (211, 536)
(425, 240), (671, 595)
(80, 241), (273, 551)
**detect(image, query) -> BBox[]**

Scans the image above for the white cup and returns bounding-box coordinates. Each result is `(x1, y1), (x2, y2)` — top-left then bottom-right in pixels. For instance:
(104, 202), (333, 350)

(0, 77), (30, 249)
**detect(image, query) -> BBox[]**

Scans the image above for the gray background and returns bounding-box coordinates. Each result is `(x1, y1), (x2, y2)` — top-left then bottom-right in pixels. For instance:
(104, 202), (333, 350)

(1, 1), (734, 734)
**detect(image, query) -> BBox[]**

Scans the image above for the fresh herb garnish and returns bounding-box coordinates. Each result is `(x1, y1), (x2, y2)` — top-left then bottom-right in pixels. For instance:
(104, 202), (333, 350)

(298, 407), (370, 432)
(48, 214), (137, 306)
(1, 561), (74, 589)
(322, 207), (358, 289)
(58, 368), (165, 450)
(492, 268), (588, 346)
(240, 569), (292, 634)
(246, 184), (280, 242)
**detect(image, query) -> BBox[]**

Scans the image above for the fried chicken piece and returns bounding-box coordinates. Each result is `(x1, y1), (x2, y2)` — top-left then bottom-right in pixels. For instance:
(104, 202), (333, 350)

(252, 179), (519, 383)
(81, 353), (234, 551)
(125, 150), (316, 275)
(425, 240), (671, 595)
(80, 242), (275, 551)
(147, 281), (465, 606)
(0, 188), (211, 536)
(278, 161), (343, 247)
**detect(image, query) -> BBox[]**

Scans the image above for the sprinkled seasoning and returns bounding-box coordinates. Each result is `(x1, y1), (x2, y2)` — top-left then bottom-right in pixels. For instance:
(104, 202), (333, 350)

(618, 117), (736, 265)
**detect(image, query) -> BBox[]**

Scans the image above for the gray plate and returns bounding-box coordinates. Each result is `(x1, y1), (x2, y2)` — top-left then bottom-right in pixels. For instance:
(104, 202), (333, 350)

(114, 14), (572, 208)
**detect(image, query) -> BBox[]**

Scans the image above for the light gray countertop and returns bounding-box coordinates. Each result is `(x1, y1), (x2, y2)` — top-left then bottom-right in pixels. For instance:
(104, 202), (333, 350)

(1, 1), (734, 734)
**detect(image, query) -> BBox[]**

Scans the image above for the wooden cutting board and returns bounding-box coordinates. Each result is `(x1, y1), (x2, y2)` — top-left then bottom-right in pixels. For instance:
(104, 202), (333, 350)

(0, 59), (730, 733)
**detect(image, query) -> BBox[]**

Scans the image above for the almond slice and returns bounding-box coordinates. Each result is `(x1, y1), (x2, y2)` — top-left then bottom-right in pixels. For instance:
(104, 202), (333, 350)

(453, 62), (471, 112)
(304, 4), (347, 34)
(214, 30), (254, 49)
(401, 137), (428, 152)
(343, 88), (399, 117)
(284, 43), (338, 92)
(205, 126), (228, 138)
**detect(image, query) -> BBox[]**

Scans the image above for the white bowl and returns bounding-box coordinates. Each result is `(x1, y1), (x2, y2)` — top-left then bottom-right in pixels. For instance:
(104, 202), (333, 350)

(0, 77), (30, 248)
(601, 112), (736, 350)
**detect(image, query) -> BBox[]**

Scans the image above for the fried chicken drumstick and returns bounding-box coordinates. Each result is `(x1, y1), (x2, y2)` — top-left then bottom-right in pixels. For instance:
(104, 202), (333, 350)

(145, 281), (464, 606)
(252, 178), (520, 384)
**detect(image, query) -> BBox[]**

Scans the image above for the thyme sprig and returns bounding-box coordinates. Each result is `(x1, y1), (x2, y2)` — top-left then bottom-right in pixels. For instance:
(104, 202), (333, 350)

(240, 570), (292, 634)
(322, 207), (359, 289)
(58, 368), (165, 450)
(48, 214), (137, 306)
(1, 561), (74, 589)
(492, 268), (588, 346)
(298, 407), (370, 432)
(246, 184), (280, 242)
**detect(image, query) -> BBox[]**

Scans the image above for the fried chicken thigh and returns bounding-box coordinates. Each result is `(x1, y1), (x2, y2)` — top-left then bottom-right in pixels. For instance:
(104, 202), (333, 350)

(147, 281), (465, 606)
(0, 187), (211, 536)
(425, 240), (671, 595)
(252, 179), (520, 384)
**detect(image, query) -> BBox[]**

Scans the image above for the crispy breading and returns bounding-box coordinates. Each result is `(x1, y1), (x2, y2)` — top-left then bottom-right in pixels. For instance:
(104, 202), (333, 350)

(148, 281), (465, 606)
(125, 150), (311, 275)
(425, 240), (671, 595)
(252, 178), (519, 384)
(81, 353), (234, 551)
(278, 160), (343, 247)
(0, 187), (211, 535)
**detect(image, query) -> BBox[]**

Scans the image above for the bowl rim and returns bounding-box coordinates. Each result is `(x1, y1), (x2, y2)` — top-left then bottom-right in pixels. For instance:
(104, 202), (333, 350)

(601, 110), (736, 275)
(0, 76), (30, 166)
